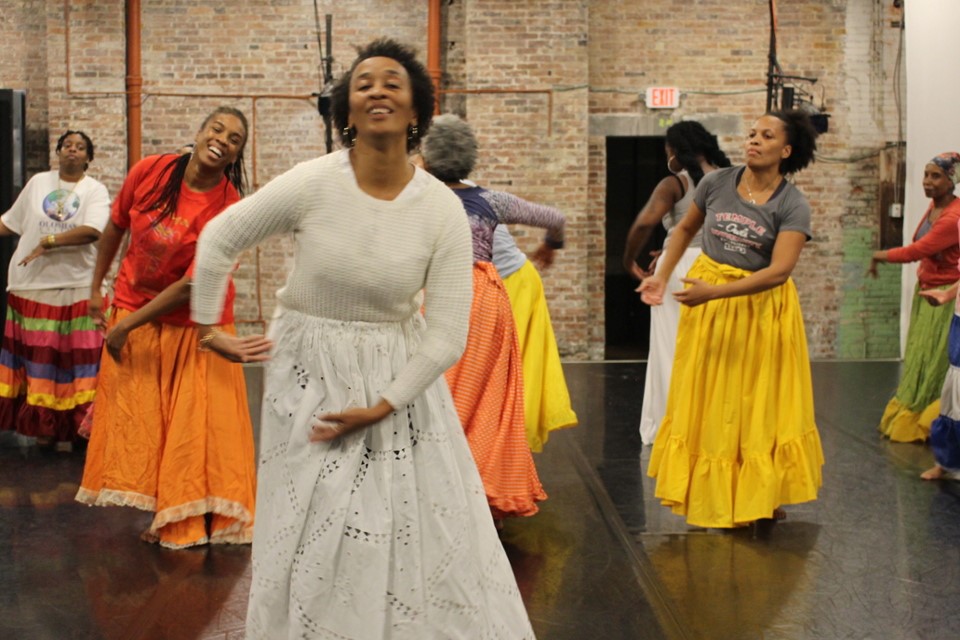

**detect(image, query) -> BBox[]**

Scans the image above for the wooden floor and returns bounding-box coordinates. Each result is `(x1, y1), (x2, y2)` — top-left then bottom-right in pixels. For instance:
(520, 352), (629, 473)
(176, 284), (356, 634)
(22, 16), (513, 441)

(2, 360), (960, 639)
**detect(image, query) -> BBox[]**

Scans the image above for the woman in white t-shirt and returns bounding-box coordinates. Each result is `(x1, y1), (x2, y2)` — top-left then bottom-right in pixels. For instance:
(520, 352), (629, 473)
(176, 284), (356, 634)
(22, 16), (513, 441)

(0, 130), (110, 447)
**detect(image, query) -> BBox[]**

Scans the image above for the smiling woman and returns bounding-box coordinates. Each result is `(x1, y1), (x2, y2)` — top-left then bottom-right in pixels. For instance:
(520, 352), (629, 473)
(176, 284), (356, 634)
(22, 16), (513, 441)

(190, 38), (535, 639)
(76, 106), (263, 552)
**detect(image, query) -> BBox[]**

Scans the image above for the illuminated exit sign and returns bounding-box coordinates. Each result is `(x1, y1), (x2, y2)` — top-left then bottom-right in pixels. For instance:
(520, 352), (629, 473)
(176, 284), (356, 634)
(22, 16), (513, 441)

(645, 86), (680, 109)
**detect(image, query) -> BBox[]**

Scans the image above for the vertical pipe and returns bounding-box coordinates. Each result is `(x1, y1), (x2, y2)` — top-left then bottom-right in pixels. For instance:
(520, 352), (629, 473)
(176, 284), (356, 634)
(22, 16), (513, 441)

(427, 0), (442, 114)
(125, 0), (142, 169)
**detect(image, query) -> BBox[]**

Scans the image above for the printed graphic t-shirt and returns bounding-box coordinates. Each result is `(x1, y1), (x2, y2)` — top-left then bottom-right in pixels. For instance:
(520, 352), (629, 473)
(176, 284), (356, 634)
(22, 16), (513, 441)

(111, 155), (239, 325)
(0, 170), (110, 291)
(694, 166), (812, 271)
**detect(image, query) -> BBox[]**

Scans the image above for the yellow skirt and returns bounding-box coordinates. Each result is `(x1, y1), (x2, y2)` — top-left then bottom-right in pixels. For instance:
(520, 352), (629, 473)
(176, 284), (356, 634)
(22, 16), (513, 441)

(501, 260), (578, 452)
(647, 254), (824, 528)
(76, 308), (256, 548)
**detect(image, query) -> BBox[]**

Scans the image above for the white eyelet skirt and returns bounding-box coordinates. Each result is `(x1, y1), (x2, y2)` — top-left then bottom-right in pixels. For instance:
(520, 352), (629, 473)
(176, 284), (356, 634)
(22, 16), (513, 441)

(246, 307), (535, 639)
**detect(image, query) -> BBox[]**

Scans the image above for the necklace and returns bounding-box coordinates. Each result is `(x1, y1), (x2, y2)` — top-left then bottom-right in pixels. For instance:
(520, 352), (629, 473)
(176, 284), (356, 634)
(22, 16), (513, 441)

(56, 175), (82, 220)
(743, 172), (781, 204)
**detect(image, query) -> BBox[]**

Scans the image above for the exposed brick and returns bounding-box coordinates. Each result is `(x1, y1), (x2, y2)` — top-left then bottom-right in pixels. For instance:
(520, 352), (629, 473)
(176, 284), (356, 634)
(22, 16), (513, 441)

(0, 0), (905, 359)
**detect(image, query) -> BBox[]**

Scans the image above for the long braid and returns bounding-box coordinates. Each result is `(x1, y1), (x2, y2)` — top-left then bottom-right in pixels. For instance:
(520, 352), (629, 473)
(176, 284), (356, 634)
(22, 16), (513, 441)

(227, 153), (248, 197)
(146, 154), (190, 226)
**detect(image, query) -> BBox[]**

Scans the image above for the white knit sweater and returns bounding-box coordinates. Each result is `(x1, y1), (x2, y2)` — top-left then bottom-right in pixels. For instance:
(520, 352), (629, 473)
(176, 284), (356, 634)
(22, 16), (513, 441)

(191, 150), (474, 408)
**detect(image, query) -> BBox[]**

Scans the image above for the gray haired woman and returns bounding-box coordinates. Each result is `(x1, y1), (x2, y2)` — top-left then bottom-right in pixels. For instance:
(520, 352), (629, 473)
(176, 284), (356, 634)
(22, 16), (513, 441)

(422, 113), (569, 523)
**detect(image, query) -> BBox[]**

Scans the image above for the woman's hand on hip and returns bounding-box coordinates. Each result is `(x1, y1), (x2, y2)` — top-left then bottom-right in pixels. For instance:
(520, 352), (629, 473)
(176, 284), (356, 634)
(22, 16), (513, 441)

(104, 321), (131, 363)
(674, 278), (716, 307)
(17, 243), (48, 267)
(200, 329), (273, 364)
(919, 288), (954, 307)
(310, 400), (394, 443)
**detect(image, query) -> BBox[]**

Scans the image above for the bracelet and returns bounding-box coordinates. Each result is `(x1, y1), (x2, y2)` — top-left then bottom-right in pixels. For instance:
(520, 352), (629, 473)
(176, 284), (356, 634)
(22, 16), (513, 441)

(44, 234), (56, 248)
(198, 330), (220, 352)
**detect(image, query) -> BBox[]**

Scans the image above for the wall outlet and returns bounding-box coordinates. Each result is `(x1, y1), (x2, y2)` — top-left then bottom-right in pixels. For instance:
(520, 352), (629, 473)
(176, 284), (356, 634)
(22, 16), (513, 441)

(889, 203), (902, 219)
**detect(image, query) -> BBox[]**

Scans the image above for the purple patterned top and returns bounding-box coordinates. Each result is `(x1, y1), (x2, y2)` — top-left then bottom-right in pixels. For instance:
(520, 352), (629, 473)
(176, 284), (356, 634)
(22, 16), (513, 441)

(452, 186), (565, 263)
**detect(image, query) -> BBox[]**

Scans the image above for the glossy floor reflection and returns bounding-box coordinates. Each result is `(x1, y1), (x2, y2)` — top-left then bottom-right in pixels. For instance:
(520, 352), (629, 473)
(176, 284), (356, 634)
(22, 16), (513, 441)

(564, 360), (960, 640)
(3, 361), (960, 639)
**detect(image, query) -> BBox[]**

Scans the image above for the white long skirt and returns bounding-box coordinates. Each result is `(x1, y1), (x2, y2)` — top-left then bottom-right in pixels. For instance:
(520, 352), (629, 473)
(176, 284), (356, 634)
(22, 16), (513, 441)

(638, 246), (703, 446)
(247, 308), (535, 639)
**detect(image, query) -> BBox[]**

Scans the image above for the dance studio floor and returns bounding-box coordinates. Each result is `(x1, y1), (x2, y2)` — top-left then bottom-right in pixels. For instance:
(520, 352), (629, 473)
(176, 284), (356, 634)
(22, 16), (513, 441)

(2, 361), (960, 639)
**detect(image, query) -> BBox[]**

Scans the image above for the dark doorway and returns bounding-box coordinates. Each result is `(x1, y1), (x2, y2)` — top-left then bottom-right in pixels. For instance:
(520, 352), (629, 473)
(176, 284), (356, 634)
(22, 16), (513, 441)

(0, 90), (26, 322)
(604, 136), (669, 360)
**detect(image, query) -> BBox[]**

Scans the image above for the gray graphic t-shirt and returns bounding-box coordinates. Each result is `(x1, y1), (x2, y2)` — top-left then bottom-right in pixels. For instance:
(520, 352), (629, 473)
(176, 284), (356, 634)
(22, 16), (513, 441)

(694, 166), (811, 271)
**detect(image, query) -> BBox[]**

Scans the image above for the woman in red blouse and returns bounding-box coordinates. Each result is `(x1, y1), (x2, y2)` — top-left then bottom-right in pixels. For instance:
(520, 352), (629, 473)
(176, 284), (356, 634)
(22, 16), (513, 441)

(869, 152), (960, 442)
(77, 106), (268, 549)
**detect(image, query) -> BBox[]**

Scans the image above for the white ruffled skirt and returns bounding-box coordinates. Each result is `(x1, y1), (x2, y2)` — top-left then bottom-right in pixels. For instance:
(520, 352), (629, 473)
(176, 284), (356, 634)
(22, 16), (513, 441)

(247, 307), (535, 639)
(639, 246), (702, 445)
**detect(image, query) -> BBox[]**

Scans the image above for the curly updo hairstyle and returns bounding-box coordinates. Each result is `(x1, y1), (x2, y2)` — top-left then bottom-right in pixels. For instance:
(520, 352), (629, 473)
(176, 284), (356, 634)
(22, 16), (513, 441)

(767, 109), (819, 175)
(331, 38), (435, 152)
(420, 114), (478, 183)
(665, 121), (731, 186)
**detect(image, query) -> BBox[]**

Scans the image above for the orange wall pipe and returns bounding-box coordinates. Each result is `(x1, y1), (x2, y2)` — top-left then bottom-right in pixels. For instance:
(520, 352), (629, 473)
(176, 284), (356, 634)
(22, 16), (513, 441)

(427, 0), (442, 114)
(125, 0), (143, 169)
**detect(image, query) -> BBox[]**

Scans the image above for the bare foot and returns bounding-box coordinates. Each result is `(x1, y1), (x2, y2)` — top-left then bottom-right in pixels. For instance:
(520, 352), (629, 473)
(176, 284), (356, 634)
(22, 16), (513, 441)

(921, 465), (945, 480)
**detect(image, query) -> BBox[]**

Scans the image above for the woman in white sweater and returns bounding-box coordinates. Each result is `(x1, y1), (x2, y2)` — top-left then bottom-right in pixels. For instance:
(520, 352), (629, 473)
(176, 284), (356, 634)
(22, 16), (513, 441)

(191, 39), (535, 639)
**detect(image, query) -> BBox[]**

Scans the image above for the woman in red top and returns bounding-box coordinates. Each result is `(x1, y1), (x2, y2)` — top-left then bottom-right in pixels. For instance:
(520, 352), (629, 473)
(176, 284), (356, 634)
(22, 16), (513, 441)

(869, 152), (960, 442)
(76, 107), (269, 549)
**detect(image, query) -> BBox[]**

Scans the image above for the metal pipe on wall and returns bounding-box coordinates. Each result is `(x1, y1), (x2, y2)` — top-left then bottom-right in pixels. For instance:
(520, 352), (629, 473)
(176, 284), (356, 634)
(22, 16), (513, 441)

(427, 0), (442, 114)
(125, 0), (142, 169)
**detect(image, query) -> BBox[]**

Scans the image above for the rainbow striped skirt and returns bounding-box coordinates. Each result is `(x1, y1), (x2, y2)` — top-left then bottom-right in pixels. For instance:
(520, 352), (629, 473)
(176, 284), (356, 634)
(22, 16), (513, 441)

(0, 288), (102, 442)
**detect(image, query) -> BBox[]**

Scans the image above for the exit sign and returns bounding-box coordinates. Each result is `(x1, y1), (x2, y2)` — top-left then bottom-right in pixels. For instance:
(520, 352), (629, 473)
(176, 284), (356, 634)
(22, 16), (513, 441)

(645, 86), (680, 109)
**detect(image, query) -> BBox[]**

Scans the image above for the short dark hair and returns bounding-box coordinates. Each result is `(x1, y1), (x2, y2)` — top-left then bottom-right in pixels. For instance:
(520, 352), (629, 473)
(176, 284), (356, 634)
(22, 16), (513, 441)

(767, 110), (819, 174)
(56, 130), (95, 170)
(331, 38), (435, 152)
(665, 121), (731, 186)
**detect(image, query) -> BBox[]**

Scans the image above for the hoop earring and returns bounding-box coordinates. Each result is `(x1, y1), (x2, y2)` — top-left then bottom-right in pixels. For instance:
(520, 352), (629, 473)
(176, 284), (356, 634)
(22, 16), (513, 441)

(408, 124), (418, 142)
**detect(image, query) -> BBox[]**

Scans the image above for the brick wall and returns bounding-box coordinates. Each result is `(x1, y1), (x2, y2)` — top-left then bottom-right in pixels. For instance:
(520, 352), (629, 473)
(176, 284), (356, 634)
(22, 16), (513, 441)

(0, 0), (906, 359)
(0, 0), (51, 176)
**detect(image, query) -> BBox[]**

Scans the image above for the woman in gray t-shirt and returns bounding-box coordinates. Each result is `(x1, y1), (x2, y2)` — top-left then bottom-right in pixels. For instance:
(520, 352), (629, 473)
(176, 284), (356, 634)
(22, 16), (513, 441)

(638, 110), (825, 529)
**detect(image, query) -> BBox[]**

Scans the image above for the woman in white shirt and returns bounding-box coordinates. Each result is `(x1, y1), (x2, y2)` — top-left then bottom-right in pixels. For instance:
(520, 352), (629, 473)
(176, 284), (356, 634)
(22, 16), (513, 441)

(0, 130), (110, 447)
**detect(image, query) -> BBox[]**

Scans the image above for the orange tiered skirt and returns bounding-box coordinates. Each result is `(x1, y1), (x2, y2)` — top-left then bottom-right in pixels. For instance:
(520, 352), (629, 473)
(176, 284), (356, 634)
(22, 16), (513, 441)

(76, 308), (256, 548)
(445, 261), (546, 518)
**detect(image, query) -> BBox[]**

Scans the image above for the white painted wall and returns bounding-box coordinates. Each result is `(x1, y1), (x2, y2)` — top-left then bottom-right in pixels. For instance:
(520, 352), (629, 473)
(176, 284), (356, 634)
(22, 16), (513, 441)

(902, 2), (960, 354)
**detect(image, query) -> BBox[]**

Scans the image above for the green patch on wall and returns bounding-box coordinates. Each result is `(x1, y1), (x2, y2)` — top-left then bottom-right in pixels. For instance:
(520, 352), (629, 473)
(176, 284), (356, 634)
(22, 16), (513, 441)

(839, 227), (901, 359)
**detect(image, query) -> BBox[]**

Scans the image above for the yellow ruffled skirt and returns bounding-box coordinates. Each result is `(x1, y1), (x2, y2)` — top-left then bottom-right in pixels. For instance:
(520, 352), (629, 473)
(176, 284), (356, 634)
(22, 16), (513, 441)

(501, 260), (578, 452)
(647, 254), (824, 528)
